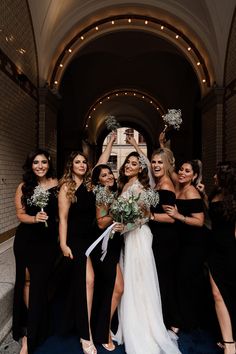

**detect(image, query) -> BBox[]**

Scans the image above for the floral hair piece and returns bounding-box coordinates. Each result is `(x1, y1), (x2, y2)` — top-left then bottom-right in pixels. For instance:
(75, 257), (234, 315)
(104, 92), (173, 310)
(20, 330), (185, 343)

(138, 154), (147, 170)
(162, 109), (182, 131)
(105, 115), (121, 131)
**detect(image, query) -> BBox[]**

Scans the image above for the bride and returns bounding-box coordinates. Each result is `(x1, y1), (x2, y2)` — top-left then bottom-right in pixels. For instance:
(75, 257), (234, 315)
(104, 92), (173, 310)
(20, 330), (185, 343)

(113, 151), (181, 354)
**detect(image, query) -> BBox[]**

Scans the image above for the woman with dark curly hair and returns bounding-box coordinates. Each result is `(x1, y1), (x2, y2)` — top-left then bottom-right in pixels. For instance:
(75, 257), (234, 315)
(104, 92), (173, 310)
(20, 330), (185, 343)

(90, 163), (124, 351)
(114, 151), (181, 354)
(58, 151), (97, 354)
(13, 149), (58, 354)
(206, 161), (236, 354)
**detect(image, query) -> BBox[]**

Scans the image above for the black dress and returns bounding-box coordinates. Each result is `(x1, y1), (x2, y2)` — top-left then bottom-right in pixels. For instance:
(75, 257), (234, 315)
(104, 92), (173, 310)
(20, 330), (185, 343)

(13, 186), (59, 354)
(175, 198), (208, 330)
(208, 201), (236, 337)
(60, 184), (97, 340)
(149, 190), (180, 329)
(91, 228), (123, 343)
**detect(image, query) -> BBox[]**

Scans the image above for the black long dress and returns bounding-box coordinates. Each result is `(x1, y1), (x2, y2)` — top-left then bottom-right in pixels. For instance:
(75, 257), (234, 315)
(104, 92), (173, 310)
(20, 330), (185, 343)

(91, 229), (123, 343)
(60, 184), (97, 340)
(208, 201), (236, 337)
(13, 186), (59, 354)
(175, 198), (208, 330)
(149, 189), (180, 329)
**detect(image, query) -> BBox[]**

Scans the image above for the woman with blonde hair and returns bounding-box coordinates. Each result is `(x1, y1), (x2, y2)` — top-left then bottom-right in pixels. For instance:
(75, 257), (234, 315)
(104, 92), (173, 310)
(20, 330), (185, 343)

(58, 151), (97, 354)
(149, 147), (181, 334)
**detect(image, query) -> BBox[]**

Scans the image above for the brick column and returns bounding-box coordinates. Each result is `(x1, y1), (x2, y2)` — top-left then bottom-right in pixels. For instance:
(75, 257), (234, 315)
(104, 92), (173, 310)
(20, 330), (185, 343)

(201, 87), (224, 190)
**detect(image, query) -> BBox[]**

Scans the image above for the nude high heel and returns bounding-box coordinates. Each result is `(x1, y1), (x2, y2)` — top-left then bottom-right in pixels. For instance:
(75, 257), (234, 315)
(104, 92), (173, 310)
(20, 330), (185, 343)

(80, 339), (97, 354)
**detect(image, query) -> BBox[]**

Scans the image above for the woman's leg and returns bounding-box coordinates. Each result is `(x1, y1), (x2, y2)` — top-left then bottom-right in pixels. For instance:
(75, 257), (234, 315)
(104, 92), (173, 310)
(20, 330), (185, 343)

(103, 264), (124, 350)
(110, 264), (124, 321)
(209, 273), (235, 354)
(20, 268), (30, 354)
(81, 257), (97, 354)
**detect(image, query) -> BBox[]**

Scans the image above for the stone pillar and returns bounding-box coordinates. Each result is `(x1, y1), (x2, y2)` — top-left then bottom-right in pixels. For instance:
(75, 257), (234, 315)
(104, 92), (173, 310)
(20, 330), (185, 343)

(201, 87), (224, 190)
(38, 88), (61, 169)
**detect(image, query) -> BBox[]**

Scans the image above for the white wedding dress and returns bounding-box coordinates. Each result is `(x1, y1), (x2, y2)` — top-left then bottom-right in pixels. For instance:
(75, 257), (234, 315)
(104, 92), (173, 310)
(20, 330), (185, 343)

(113, 181), (181, 354)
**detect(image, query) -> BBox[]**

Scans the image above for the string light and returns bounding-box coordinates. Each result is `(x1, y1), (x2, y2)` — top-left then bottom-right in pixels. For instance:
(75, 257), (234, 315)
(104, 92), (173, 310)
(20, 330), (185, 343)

(84, 89), (163, 129)
(51, 15), (210, 88)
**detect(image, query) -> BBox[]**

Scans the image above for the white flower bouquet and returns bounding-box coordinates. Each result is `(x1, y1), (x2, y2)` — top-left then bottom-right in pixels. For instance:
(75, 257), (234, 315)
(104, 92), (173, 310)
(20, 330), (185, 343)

(105, 115), (120, 131)
(27, 185), (50, 227)
(162, 109), (182, 132)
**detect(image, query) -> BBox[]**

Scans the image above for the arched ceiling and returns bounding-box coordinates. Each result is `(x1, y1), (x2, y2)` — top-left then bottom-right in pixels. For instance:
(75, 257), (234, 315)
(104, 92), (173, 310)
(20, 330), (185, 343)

(59, 30), (200, 154)
(27, 0), (235, 166)
(28, 0), (236, 86)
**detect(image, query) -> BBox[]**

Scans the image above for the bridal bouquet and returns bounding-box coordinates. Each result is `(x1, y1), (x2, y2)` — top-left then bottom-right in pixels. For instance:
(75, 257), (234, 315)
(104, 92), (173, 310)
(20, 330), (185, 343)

(162, 109), (182, 132)
(105, 115), (121, 131)
(110, 188), (159, 231)
(109, 192), (142, 227)
(27, 185), (50, 227)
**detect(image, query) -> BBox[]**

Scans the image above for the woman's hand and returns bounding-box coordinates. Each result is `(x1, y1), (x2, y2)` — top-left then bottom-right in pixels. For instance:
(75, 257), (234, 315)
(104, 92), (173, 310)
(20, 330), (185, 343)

(60, 244), (73, 259)
(196, 182), (205, 194)
(165, 205), (179, 219)
(125, 134), (136, 146)
(110, 131), (117, 142)
(112, 223), (124, 233)
(159, 131), (167, 148)
(35, 211), (48, 223)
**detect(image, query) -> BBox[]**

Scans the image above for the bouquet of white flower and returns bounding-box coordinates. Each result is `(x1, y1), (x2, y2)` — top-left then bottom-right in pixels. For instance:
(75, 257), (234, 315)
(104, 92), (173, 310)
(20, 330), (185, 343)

(162, 109), (182, 132)
(105, 115), (121, 131)
(27, 185), (50, 227)
(109, 192), (143, 229)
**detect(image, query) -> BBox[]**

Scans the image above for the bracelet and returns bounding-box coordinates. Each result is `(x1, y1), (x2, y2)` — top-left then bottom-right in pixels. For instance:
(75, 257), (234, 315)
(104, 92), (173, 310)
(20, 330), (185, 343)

(182, 215), (186, 223)
(34, 215), (37, 223)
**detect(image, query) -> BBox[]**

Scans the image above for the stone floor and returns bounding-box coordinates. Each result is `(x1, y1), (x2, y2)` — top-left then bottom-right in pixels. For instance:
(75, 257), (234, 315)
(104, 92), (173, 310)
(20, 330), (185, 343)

(0, 329), (222, 354)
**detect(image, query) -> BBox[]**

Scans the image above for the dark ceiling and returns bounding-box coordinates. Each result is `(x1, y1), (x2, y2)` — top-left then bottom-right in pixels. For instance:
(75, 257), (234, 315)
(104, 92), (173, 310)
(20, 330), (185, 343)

(59, 30), (201, 166)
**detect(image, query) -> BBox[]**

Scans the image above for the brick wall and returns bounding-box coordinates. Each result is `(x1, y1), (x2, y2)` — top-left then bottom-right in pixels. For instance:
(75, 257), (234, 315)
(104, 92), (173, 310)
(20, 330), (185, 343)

(0, 72), (37, 235)
(0, 0), (38, 238)
(224, 10), (236, 160)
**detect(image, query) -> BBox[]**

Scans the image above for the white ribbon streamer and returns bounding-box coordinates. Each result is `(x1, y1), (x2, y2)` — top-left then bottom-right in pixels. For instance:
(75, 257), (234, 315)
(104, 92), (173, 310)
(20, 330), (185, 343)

(85, 222), (117, 261)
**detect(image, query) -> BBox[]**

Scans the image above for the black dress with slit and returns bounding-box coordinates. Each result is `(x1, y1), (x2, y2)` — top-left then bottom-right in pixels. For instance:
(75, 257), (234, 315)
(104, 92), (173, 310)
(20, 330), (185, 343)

(91, 227), (123, 344)
(175, 198), (208, 330)
(12, 186), (59, 354)
(149, 189), (180, 329)
(60, 183), (97, 340)
(208, 201), (236, 337)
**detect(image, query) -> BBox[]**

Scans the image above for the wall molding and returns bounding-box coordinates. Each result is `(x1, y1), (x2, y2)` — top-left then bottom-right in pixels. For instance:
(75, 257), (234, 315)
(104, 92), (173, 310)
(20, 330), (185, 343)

(0, 48), (37, 100)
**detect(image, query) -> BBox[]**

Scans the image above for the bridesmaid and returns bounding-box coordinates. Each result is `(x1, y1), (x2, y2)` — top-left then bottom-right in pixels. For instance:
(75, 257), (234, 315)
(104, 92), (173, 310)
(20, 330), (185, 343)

(58, 151), (97, 354)
(204, 162), (236, 354)
(13, 149), (58, 354)
(91, 164), (124, 351)
(165, 159), (207, 330)
(149, 147), (181, 333)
